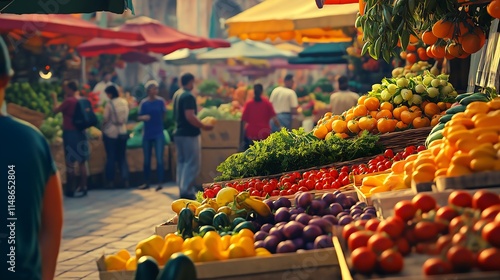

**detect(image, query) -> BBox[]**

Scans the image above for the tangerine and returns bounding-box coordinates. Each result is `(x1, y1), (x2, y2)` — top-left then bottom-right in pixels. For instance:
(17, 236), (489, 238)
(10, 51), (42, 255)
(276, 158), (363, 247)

(432, 20), (454, 38)
(461, 32), (483, 54)
(313, 125), (329, 139)
(357, 95), (368, 105)
(332, 120), (348, 133)
(353, 104), (369, 117)
(431, 45), (446, 59)
(446, 42), (465, 58)
(380, 102), (394, 111)
(407, 53), (418, 64)
(424, 103), (441, 117)
(376, 109), (393, 119)
(487, 1), (500, 19)
(422, 31), (438, 45)
(426, 46), (435, 58)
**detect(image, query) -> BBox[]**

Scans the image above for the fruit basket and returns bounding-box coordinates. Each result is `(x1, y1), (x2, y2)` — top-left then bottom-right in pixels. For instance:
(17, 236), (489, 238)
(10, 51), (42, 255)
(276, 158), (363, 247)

(377, 127), (432, 151)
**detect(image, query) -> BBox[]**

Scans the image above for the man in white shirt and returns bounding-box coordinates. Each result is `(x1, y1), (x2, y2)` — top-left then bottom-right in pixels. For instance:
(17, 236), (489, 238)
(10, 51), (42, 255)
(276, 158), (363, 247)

(330, 76), (359, 115)
(93, 72), (115, 106)
(269, 74), (299, 132)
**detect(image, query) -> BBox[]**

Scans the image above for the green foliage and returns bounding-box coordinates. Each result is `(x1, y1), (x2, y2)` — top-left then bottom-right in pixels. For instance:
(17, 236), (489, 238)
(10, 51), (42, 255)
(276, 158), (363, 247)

(296, 85), (310, 98)
(5, 81), (62, 116)
(39, 115), (63, 143)
(215, 129), (382, 181)
(198, 80), (220, 96)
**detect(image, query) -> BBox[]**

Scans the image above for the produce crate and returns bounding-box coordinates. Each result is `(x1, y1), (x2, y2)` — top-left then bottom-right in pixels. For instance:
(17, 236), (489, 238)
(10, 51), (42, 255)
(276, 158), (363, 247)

(201, 120), (242, 149)
(195, 148), (239, 186)
(377, 127), (432, 151)
(6, 103), (45, 128)
(435, 171), (500, 191)
(333, 233), (500, 280)
(97, 247), (340, 280)
(352, 171), (391, 186)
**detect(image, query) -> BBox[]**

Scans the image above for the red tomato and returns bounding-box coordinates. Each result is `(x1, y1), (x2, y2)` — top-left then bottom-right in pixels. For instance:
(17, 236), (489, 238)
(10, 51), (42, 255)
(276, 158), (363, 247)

(395, 237), (411, 256)
(435, 206), (458, 222)
(375, 155), (385, 162)
(384, 149), (394, 158)
(212, 185), (222, 193)
(404, 146), (416, 154)
(341, 166), (349, 173)
(448, 190), (473, 208)
(472, 190), (500, 211)
(348, 231), (371, 251)
(379, 249), (404, 273)
(412, 193), (437, 213)
(341, 177), (350, 186)
(285, 189), (293, 196)
(477, 248), (500, 271)
(314, 183), (323, 190)
(279, 190), (288, 196)
(449, 216), (466, 235)
(290, 184), (298, 193)
(481, 221), (500, 247)
(393, 155), (402, 161)
(342, 224), (361, 240)
(384, 161), (392, 170)
(364, 219), (380, 231)
(423, 258), (453, 275)
(394, 200), (416, 221)
(329, 169), (339, 179)
(298, 186), (308, 192)
(305, 179), (315, 190)
(367, 233), (394, 255)
(351, 247), (377, 274)
(377, 219), (404, 239)
(436, 234), (452, 253)
(271, 190), (280, 196)
(339, 171), (348, 179)
(414, 221), (440, 242)
(481, 205), (500, 220)
(452, 232), (466, 246)
(263, 184), (273, 194)
(255, 182), (264, 191)
(204, 189), (215, 198)
(416, 145), (426, 152)
(447, 245), (475, 272)
(251, 190), (261, 196)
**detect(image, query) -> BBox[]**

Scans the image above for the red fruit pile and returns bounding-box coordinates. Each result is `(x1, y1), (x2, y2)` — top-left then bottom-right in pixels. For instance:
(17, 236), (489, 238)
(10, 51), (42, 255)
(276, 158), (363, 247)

(203, 146), (423, 199)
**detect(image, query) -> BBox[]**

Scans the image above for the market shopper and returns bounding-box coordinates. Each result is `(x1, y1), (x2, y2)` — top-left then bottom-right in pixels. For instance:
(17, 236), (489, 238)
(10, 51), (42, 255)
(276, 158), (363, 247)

(330, 75), (360, 115)
(173, 73), (214, 199)
(102, 85), (130, 188)
(242, 84), (281, 150)
(93, 72), (115, 106)
(52, 80), (89, 198)
(269, 74), (299, 132)
(0, 37), (63, 280)
(168, 77), (180, 100)
(138, 81), (166, 191)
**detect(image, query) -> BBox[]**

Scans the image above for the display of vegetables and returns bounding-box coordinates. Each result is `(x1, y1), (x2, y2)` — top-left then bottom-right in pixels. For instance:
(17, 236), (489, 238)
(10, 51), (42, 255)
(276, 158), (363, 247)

(39, 115), (63, 143)
(197, 102), (241, 121)
(312, 72), (455, 140)
(5, 81), (61, 115)
(345, 190), (500, 276)
(216, 129), (382, 181)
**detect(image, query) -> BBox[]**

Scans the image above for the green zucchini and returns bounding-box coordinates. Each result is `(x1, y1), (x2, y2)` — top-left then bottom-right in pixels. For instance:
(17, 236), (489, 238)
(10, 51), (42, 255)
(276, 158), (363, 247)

(198, 208), (216, 226)
(158, 253), (197, 280)
(459, 93), (490, 106)
(425, 130), (443, 148)
(233, 221), (256, 233)
(231, 217), (246, 230)
(134, 256), (159, 280)
(430, 123), (445, 135)
(455, 92), (473, 102)
(445, 105), (466, 115)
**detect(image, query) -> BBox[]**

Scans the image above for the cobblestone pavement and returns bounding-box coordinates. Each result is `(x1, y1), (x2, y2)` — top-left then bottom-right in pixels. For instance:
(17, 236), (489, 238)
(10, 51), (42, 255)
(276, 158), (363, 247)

(55, 183), (178, 279)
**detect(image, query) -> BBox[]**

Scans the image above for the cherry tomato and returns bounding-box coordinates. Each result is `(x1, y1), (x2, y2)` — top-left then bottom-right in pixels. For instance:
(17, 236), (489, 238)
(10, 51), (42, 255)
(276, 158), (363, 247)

(379, 249), (404, 273)
(314, 183), (323, 190)
(279, 190), (287, 196)
(436, 234), (452, 253)
(448, 190), (472, 208)
(384, 161), (392, 170)
(332, 180), (341, 189)
(423, 258), (452, 275)
(482, 221), (500, 247)
(271, 190), (280, 196)
(477, 248), (500, 271)
(351, 247), (377, 274)
(414, 221), (440, 242)
(367, 233), (394, 255)
(364, 219), (380, 231)
(435, 206), (458, 222)
(298, 186), (308, 192)
(416, 145), (426, 152)
(395, 237), (411, 256)
(341, 177), (350, 186)
(305, 179), (315, 190)
(329, 169), (339, 179)
(204, 189), (215, 198)
(341, 166), (349, 173)
(348, 231), (371, 251)
(393, 155), (402, 161)
(235, 184), (245, 192)
(377, 219), (404, 239)
(255, 182), (264, 191)
(384, 149), (394, 158)
(342, 223), (361, 240)
(449, 216), (466, 235)
(339, 171), (348, 179)
(447, 245), (475, 272)
(212, 185), (222, 193)
(412, 193), (437, 213)
(481, 205), (500, 220)
(251, 190), (261, 196)
(472, 190), (500, 211)
(375, 155), (385, 162)
(290, 184), (298, 193)
(404, 146), (416, 154)
(394, 200), (416, 221)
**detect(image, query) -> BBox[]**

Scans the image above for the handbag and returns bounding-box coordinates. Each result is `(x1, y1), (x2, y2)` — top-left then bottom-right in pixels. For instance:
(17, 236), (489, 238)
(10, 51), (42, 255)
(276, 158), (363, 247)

(110, 100), (129, 141)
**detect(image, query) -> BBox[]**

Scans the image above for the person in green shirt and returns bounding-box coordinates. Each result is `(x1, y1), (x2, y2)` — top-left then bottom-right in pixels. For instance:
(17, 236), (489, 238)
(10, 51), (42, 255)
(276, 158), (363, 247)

(0, 38), (63, 280)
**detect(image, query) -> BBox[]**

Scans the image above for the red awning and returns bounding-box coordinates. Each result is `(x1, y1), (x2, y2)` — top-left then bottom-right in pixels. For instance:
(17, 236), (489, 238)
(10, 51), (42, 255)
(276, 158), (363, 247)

(315, 0), (358, 9)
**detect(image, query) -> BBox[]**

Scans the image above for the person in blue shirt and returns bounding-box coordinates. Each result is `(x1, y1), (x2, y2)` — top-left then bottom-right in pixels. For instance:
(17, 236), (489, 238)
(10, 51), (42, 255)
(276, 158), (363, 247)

(138, 81), (166, 191)
(0, 37), (63, 280)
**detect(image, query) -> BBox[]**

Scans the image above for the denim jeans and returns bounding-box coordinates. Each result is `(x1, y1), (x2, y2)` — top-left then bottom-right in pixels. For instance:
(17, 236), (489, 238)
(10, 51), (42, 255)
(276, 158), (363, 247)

(103, 134), (129, 181)
(270, 112), (292, 132)
(174, 135), (201, 199)
(143, 135), (165, 184)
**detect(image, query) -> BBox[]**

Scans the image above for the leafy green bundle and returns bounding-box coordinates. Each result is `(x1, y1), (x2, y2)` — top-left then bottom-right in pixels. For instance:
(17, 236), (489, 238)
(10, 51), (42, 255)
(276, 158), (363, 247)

(215, 129), (382, 181)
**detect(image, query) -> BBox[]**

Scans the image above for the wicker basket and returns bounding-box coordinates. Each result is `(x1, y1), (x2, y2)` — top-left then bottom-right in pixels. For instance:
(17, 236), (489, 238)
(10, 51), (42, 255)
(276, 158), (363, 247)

(7, 103), (45, 128)
(377, 127), (432, 151)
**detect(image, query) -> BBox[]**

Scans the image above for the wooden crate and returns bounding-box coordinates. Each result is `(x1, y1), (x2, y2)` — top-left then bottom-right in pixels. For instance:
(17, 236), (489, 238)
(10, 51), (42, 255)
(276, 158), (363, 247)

(435, 171), (500, 191)
(201, 120), (242, 149)
(7, 103), (45, 128)
(97, 247), (339, 280)
(377, 127), (432, 151)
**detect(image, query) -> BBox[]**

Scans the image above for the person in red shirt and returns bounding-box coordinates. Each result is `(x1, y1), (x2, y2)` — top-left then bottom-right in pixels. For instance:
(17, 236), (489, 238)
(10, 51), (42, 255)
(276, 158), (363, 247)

(51, 81), (89, 198)
(241, 84), (281, 150)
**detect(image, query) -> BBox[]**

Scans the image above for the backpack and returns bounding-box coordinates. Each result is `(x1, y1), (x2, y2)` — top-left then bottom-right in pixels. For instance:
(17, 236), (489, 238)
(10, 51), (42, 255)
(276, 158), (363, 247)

(72, 98), (97, 131)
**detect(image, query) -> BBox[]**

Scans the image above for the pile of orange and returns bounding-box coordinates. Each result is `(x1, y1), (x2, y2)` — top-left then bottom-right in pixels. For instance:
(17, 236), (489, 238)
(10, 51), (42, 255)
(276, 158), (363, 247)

(405, 98), (500, 186)
(420, 17), (486, 60)
(313, 95), (452, 140)
(488, 0), (500, 19)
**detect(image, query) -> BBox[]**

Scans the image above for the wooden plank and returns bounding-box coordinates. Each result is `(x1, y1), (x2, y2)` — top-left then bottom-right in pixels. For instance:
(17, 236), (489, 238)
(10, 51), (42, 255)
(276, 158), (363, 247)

(435, 171), (500, 191)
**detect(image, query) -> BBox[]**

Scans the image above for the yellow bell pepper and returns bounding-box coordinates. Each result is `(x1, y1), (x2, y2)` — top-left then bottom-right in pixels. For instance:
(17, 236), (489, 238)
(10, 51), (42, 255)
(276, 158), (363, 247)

(235, 192), (272, 217)
(171, 199), (201, 215)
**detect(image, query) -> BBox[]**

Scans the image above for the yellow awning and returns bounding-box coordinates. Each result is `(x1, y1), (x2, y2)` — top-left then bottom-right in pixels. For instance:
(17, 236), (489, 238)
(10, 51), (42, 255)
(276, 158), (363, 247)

(226, 0), (358, 43)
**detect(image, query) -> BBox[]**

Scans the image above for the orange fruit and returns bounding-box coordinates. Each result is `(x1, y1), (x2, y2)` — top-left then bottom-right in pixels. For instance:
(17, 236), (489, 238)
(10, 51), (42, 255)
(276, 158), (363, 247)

(426, 46), (435, 59)
(332, 120), (348, 133)
(393, 106), (408, 120)
(461, 32), (483, 54)
(357, 95), (368, 105)
(451, 153), (473, 167)
(358, 116), (377, 132)
(447, 164), (472, 177)
(377, 118), (397, 134)
(446, 43), (465, 58)
(391, 161), (406, 174)
(412, 171), (435, 184)
(488, 1), (500, 19)
(437, 102), (447, 111)
(313, 125), (329, 139)
(432, 20), (454, 38)
(431, 44), (446, 59)
(407, 53), (418, 64)
(363, 97), (380, 111)
(430, 115), (441, 127)
(422, 31), (438, 45)
(347, 120), (360, 134)
(353, 105), (369, 117)
(376, 109), (393, 119)
(424, 103), (441, 118)
(451, 112), (467, 120)
(369, 111), (378, 118)
(396, 121), (409, 131)
(380, 102), (394, 111)
(413, 116), (431, 128)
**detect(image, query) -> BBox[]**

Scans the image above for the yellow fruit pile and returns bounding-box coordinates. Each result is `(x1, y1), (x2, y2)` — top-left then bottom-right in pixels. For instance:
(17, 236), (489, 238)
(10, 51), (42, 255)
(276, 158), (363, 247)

(358, 161), (409, 197)
(406, 99), (500, 185)
(104, 229), (270, 271)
